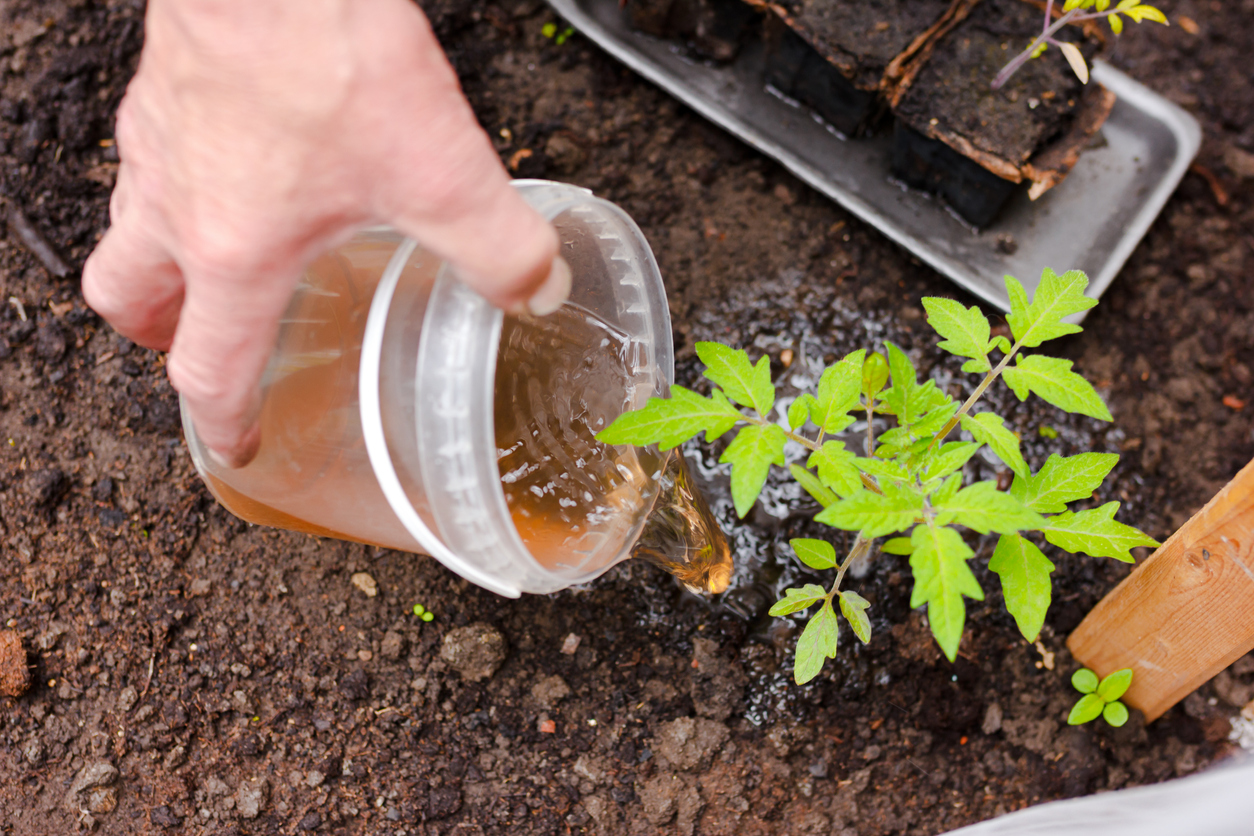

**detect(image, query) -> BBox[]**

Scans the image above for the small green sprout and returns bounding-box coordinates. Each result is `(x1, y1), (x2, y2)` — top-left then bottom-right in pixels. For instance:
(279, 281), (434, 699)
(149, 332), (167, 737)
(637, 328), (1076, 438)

(412, 604), (435, 622)
(541, 22), (575, 46)
(1068, 667), (1133, 726)
(1038, 425), (1059, 439)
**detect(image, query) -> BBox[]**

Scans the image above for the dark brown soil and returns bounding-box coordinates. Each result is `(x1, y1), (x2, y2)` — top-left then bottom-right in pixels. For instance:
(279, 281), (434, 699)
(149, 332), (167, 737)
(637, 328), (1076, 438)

(2, 1), (1253, 835)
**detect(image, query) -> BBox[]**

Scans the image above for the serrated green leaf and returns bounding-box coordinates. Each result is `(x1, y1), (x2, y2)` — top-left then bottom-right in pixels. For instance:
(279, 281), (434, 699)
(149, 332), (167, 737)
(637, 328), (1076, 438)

(1009, 452), (1119, 514)
(839, 591), (872, 644)
(787, 395), (816, 431)
(854, 456), (910, 483)
(1071, 668), (1099, 694)
(879, 342), (917, 419)
(923, 441), (981, 481)
(597, 385), (744, 450)
(923, 297), (993, 373)
(1003, 354), (1113, 422)
(807, 441), (863, 498)
(812, 350), (866, 433)
(1097, 668), (1134, 702)
(696, 342), (775, 416)
(989, 335), (1013, 355)
(990, 534), (1055, 642)
(881, 537), (913, 555)
(1042, 502), (1159, 562)
(794, 601), (839, 684)
(791, 538), (837, 570)
(1005, 269), (1096, 348)
(769, 584), (829, 616)
(816, 483), (923, 538)
(862, 352), (889, 400)
(910, 398), (960, 438)
(719, 424), (788, 518)
(909, 523), (983, 662)
(1068, 693), (1105, 725)
(791, 464), (837, 507)
(932, 473), (962, 505)
(1103, 701), (1129, 727)
(933, 481), (1048, 535)
(961, 412), (1029, 480)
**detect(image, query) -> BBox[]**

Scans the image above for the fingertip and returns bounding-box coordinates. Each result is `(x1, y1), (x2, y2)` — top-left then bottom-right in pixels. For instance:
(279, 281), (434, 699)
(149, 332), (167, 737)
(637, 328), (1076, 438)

(204, 419), (262, 469)
(521, 255), (571, 317)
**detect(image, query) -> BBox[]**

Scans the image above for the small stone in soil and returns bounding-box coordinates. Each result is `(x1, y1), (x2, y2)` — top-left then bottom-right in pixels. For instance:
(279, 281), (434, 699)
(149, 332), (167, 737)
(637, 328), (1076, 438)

(0, 630), (30, 697)
(440, 623), (507, 682)
(651, 717), (729, 771)
(531, 674), (571, 709)
(235, 777), (268, 820)
(560, 633), (581, 655)
(350, 572), (378, 597)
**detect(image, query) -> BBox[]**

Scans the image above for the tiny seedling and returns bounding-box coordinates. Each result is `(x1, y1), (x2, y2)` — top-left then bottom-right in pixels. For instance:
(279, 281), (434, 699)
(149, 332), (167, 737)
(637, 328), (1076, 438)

(1069, 667), (1133, 726)
(599, 268), (1158, 684)
(542, 22), (576, 46)
(412, 603), (435, 623)
(993, 0), (1168, 90)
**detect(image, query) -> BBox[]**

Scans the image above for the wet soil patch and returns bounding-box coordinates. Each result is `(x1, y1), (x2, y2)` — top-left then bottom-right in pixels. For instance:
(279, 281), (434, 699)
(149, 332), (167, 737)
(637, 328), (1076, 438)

(2, 0), (1253, 834)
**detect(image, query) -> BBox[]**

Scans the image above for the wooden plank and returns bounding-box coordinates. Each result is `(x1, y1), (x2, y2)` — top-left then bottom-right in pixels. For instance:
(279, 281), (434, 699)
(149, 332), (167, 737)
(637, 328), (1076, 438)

(1067, 456), (1254, 722)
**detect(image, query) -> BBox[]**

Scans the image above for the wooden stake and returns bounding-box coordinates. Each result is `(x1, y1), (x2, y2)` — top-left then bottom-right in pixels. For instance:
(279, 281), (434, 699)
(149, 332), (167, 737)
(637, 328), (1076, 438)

(1068, 457), (1254, 722)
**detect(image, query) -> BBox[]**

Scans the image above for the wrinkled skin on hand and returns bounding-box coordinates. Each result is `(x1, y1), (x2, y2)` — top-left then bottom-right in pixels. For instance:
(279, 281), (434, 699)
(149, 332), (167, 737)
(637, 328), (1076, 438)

(83, 0), (568, 466)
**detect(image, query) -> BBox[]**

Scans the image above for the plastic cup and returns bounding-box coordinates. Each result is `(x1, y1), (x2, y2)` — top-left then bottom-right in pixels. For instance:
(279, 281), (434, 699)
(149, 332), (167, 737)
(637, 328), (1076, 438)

(181, 180), (673, 597)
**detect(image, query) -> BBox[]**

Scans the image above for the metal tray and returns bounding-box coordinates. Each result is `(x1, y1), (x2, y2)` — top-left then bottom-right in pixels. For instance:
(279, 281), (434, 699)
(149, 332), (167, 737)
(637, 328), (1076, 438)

(547, 0), (1201, 313)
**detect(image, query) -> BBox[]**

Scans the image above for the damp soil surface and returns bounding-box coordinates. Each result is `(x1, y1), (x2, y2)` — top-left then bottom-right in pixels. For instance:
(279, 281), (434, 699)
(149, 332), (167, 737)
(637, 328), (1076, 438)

(2, 1), (1254, 834)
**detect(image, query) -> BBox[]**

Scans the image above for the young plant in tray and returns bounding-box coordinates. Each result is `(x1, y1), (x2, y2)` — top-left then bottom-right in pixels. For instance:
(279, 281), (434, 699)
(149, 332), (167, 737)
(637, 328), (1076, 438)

(993, 0), (1168, 89)
(598, 268), (1158, 684)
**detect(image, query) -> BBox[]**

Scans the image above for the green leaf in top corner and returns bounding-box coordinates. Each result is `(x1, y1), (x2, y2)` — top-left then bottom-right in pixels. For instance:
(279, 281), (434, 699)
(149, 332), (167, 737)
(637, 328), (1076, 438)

(816, 482), (923, 538)
(1002, 354), (1113, 422)
(922, 297), (993, 373)
(1097, 668), (1134, 702)
(596, 385), (743, 450)
(1068, 693), (1105, 725)
(881, 537), (913, 555)
(961, 412), (1029, 480)
(1071, 668), (1099, 694)
(720, 423), (788, 518)
(791, 538), (837, 570)
(989, 534), (1055, 642)
(812, 349), (866, 433)
(769, 584), (829, 616)
(1010, 452), (1119, 514)
(788, 394), (817, 431)
(1004, 269), (1097, 348)
(794, 601), (840, 685)
(839, 591), (872, 644)
(807, 441), (863, 498)
(696, 342), (775, 416)
(909, 523), (983, 662)
(1102, 701), (1129, 727)
(933, 480), (1048, 535)
(862, 351), (889, 401)
(922, 441), (981, 481)
(1042, 502), (1159, 562)
(791, 464), (838, 508)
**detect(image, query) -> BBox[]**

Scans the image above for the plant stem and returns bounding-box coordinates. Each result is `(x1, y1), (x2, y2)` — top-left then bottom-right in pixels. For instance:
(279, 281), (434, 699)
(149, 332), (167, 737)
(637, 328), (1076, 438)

(992, 7), (1081, 89)
(864, 403), (875, 457)
(829, 534), (870, 598)
(927, 340), (1023, 451)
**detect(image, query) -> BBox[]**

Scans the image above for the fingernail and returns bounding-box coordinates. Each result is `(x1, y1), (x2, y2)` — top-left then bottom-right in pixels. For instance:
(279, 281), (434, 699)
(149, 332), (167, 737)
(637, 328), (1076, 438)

(205, 420), (261, 469)
(526, 256), (571, 317)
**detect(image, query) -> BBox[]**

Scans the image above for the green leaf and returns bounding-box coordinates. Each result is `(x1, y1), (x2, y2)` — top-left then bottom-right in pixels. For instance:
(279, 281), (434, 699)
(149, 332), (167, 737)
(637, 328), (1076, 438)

(807, 441), (864, 498)
(1103, 701), (1129, 727)
(1002, 354), (1113, 422)
(1010, 452), (1119, 514)
(922, 297), (993, 373)
(812, 350), (866, 433)
(1071, 668), (1099, 694)
(1097, 668), (1134, 702)
(878, 342), (918, 419)
(1004, 269), (1097, 348)
(881, 537), (913, 555)
(910, 398), (960, 438)
(862, 352), (889, 401)
(961, 412), (1029, 479)
(597, 385), (743, 450)
(696, 342), (775, 416)
(839, 591), (872, 644)
(989, 534), (1055, 642)
(854, 456), (910, 484)
(990, 334), (1013, 355)
(816, 483), (923, 538)
(794, 601), (839, 685)
(769, 584), (829, 616)
(932, 473), (962, 506)
(790, 464), (838, 508)
(787, 395), (816, 431)
(1042, 502), (1160, 563)
(1068, 693), (1105, 725)
(719, 424), (788, 518)
(909, 523), (983, 662)
(922, 441), (981, 481)
(791, 538), (837, 570)
(933, 481), (1048, 535)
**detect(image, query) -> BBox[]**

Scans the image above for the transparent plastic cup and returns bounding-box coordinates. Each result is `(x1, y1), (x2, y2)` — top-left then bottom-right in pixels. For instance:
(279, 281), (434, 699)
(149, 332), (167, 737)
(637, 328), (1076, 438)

(181, 180), (673, 597)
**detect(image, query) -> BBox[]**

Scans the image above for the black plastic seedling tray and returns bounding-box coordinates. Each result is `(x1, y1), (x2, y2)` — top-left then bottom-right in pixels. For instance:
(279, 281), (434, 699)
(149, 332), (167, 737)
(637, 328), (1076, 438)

(547, 0), (1201, 314)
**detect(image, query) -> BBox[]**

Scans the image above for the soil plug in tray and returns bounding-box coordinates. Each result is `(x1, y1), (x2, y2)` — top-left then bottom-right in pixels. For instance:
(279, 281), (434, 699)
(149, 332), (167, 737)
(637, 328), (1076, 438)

(550, 0), (1200, 312)
(889, 0), (1116, 226)
(748, 0), (966, 136)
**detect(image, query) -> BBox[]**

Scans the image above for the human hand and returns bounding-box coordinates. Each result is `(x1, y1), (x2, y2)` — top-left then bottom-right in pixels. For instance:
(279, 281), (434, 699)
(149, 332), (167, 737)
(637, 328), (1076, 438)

(82, 0), (568, 466)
